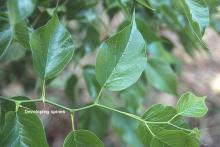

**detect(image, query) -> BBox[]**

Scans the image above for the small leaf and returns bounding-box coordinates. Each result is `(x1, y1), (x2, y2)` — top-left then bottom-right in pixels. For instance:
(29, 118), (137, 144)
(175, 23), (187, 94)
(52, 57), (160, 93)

(176, 92), (208, 117)
(63, 130), (104, 147)
(83, 65), (101, 99)
(144, 59), (177, 95)
(0, 109), (48, 147)
(96, 12), (146, 91)
(30, 14), (75, 80)
(182, 0), (209, 35)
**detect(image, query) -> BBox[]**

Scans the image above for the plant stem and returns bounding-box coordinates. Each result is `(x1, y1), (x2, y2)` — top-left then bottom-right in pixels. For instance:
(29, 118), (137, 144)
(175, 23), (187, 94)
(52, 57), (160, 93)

(96, 104), (145, 123)
(44, 99), (72, 112)
(41, 80), (46, 104)
(0, 97), (192, 133)
(70, 113), (74, 131)
(94, 87), (104, 104)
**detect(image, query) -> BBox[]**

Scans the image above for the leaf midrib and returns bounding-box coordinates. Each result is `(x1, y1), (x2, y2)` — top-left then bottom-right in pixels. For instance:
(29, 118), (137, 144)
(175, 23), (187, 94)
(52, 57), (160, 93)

(103, 22), (134, 88)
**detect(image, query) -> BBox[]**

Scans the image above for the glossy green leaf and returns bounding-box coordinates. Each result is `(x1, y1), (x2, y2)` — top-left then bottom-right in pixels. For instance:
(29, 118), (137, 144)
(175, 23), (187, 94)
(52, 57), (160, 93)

(0, 109), (48, 147)
(63, 130), (104, 147)
(182, 0), (209, 35)
(83, 65), (101, 99)
(96, 12), (146, 91)
(30, 15), (75, 80)
(176, 92), (208, 117)
(145, 59), (177, 95)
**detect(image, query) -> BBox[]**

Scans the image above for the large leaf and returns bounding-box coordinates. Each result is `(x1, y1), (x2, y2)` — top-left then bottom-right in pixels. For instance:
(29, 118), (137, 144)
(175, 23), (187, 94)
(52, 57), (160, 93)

(176, 92), (208, 117)
(144, 59), (177, 95)
(182, 0), (209, 35)
(0, 109), (48, 147)
(30, 14), (75, 80)
(83, 65), (101, 99)
(63, 130), (104, 147)
(95, 12), (146, 91)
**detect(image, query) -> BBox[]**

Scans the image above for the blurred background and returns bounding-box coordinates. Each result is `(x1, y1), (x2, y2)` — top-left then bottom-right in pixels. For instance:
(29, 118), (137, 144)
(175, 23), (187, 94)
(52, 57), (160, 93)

(0, 0), (220, 147)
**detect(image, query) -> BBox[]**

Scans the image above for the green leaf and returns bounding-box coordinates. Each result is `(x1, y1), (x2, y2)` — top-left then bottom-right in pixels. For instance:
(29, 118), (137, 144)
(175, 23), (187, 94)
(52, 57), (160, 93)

(0, 14), (12, 56)
(144, 59), (177, 95)
(0, 109), (48, 147)
(7, 0), (37, 24)
(0, 41), (26, 63)
(138, 104), (190, 146)
(142, 104), (177, 122)
(182, 0), (209, 35)
(0, 96), (36, 130)
(30, 14), (75, 80)
(79, 107), (109, 137)
(6, 0), (36, 50)
(176, 92), (208, 117)
(150, 130), (198, 147)
(136, 0), (154, 10)
(95, 12), (146, 91)
(83, 65), (101, 99)
(63, 130), (104, 147)
(13, 21), (30, 49)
